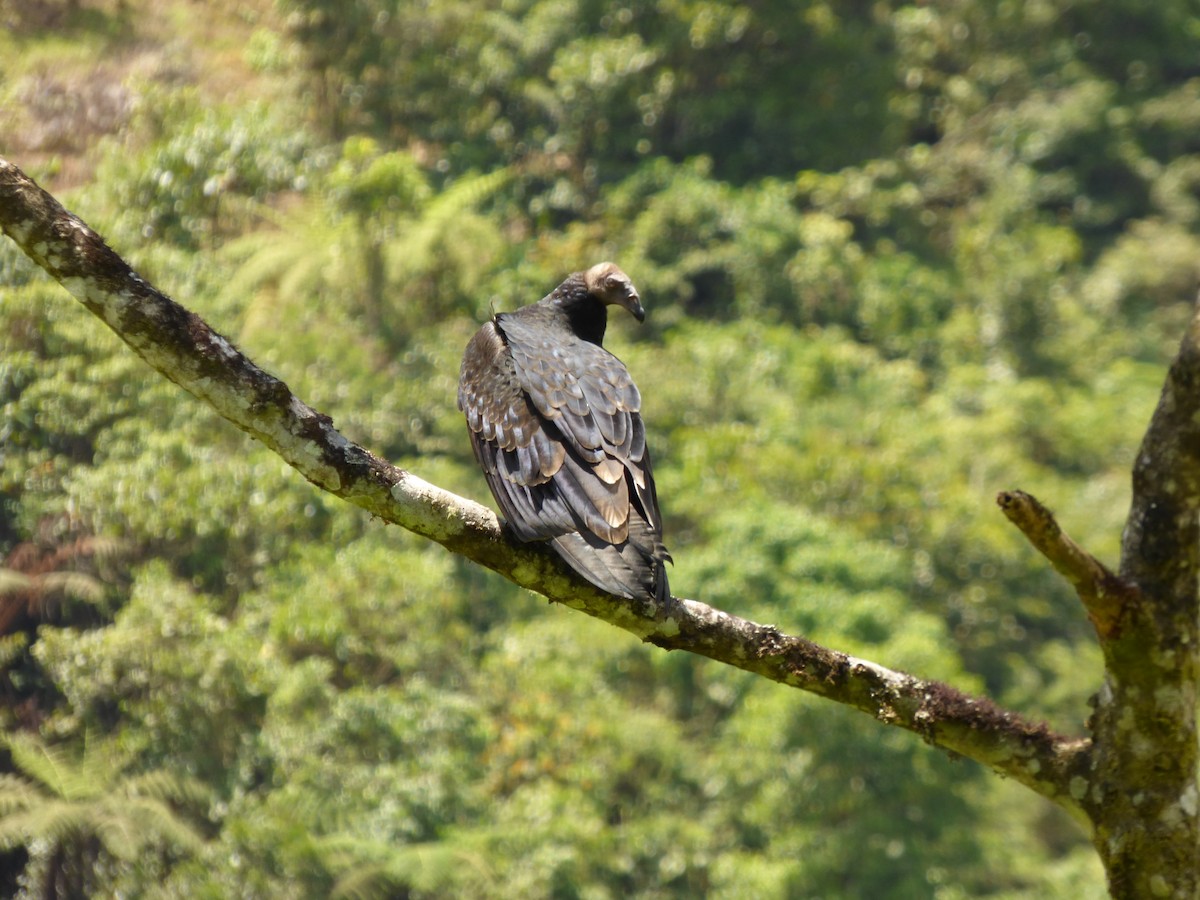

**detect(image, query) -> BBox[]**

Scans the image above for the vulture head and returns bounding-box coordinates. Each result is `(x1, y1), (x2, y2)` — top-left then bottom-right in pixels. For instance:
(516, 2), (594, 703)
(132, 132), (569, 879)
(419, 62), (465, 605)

(584, 261), (645, 322)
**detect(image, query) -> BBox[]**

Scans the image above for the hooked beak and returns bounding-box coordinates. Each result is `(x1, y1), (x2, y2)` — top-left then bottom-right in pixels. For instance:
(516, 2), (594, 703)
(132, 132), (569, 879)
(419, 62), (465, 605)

(618, 284), (645, 322)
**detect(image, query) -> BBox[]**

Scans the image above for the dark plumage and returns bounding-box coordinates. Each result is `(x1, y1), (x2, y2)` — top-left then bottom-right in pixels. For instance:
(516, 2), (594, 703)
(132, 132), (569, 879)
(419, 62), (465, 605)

(458, 262), (672, 602)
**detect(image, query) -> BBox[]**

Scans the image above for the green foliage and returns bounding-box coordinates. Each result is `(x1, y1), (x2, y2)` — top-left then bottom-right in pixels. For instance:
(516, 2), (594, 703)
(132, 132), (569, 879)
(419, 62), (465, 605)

(34, 564), (275, 784)
(10, 0), (1200, 894)
(279, 0), (899, 194)
(222, 137), (509, 356)
(0, 731), (208, 899)
(94, 88), (315, 249)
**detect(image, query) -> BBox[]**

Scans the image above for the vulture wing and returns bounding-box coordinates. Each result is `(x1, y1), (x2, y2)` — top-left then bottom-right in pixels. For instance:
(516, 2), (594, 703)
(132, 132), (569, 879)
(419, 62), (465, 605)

(458, 308), (670, 602)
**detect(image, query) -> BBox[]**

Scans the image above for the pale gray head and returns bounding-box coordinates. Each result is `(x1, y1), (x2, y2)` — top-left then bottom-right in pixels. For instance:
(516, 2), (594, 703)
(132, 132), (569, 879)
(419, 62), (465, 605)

(584, 262), (645, 322)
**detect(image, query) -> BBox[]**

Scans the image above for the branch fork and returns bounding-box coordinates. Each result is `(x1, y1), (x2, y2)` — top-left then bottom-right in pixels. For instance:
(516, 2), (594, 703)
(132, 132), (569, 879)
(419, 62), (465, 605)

(996, 490), (1136, 640)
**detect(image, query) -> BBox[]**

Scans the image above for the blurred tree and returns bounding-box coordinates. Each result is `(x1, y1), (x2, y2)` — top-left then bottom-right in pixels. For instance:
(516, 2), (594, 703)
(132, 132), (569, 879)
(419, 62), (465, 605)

(4, 0), (1200, 896)
(94, 90), (314, 250)
(0, 532), (114, 634)
(279, 0), (898, 192)
(223, 137), (509, 352)
(0, 732), (207, 899)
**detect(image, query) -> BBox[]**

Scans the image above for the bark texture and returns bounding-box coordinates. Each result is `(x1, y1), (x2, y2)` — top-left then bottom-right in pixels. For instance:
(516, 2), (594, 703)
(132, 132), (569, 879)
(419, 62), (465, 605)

(1098, 309), (1200, 898)
(7, 156), (1196, 894)
(1000, 478), (1200, 896)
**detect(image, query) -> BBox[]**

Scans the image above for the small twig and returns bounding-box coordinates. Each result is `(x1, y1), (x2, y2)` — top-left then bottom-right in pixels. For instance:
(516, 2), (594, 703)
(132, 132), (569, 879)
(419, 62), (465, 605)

(996, 490), (1134, 640)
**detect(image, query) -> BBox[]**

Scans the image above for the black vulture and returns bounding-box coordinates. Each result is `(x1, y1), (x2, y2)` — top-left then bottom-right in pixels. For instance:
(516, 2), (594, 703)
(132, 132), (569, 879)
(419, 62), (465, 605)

(458, 262), (672, 602)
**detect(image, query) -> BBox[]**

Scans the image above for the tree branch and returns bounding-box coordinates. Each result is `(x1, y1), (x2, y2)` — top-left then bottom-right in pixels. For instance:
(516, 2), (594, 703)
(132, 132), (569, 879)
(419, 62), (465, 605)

(1121, 301), (1200, 609)
(996, 490), (1134, 639)
(0, 156), (1090, 820)
(1082, 300), (1200, 895)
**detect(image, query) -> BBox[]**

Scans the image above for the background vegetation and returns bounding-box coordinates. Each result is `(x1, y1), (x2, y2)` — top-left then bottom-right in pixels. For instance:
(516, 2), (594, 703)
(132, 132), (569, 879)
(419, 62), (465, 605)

(2, 0), (1198, 895)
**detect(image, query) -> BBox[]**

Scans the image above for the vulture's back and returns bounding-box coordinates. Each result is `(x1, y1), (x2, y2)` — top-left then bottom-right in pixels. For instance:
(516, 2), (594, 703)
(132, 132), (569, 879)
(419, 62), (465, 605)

(458, 295), (670, 603)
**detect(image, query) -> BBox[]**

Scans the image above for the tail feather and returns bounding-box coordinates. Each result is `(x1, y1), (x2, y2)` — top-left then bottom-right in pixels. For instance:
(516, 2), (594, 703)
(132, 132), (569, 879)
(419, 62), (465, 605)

(551, 518), (671, 603)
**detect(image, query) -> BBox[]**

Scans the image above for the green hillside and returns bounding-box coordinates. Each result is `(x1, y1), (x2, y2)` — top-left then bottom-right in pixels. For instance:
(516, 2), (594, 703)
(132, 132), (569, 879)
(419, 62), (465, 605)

(4, 0), (1199, 895)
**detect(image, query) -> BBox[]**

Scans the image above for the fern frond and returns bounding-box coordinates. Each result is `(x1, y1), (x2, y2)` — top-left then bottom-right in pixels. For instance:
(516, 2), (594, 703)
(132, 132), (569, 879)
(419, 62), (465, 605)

(100, 797), (206, 857)
(0, 569), (33, 597)
(391, 169), (511, 275)
(0, 800), (91, 851)
(0, 773), (43, 815)
(38, 571), (106, 604)
(324, 835), (494, 899)
(139, 797), (208, 851)
(3, 733), (74, 798)
(117, 769), (210, 810)
(223, 235), (312, 299)
(75, 535), (128, 561)
(330, 863), (399, 900)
